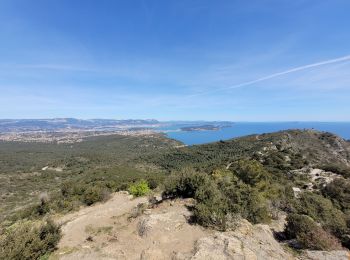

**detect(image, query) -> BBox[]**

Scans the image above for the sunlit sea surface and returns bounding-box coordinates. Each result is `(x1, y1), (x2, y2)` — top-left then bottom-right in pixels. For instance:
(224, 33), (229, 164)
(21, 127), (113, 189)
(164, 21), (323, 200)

(164, 122), (350, 145)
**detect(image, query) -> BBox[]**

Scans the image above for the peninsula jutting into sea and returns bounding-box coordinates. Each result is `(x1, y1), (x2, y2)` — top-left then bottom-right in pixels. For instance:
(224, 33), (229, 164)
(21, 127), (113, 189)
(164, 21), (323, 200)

(1, 1), (350, 259)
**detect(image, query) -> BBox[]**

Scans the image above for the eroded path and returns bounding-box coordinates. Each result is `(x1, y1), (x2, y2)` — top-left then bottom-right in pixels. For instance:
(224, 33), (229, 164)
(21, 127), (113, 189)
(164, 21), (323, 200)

(53, 192), (348, 260)
(54, 192), (210, 259)
(55, 192), (147, 258)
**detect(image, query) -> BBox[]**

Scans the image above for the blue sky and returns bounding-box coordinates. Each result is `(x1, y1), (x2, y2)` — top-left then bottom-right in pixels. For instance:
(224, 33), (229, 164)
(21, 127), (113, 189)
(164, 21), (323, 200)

(0, 0), (349, 121)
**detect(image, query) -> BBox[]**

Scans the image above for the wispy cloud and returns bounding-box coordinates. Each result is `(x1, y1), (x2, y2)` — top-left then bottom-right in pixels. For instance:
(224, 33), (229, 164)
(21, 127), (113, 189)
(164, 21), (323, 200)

(187, 54), (350, 97)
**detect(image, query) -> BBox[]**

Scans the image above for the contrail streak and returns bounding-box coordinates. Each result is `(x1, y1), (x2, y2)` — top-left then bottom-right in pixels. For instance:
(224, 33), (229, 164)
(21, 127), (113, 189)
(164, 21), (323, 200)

(188, 54), (350, 97)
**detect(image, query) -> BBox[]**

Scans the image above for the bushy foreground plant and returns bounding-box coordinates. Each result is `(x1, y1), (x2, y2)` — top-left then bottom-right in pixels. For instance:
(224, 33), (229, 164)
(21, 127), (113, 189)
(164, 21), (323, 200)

(0, 219), (61, 260)
(163, 162), (274, 230)
(293, 192), (347, 238)
(128, 179), (151, 197)
(230, 159), (271, 186)
(193, 181), (232, 230)
(219, 179), (271, 224)
(82, 185), (110, 206)
(163, 168), (232, 229)
(163, 167), (212, 198)
(285, 214), (342, 250)
(322, 178), (350, 212)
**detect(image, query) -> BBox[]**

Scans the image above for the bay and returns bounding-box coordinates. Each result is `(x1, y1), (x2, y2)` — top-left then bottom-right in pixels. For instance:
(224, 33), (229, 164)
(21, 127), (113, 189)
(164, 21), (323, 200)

(165, 122), (350, 145)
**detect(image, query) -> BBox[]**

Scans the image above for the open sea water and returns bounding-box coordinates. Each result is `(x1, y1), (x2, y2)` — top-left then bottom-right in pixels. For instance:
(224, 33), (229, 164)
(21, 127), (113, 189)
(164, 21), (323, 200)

(165, 122), (350, 145)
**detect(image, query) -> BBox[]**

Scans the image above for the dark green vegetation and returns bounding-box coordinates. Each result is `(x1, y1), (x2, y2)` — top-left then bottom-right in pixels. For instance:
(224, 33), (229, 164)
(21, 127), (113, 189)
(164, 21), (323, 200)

(0, 219), (61, 260)
(148, 130), (350, 173)
(163, 163), (276, 230)
(0, 133), (178, 221)
(1, 129), (350, 257)
(128, 179), (151, 197)
(285, 214), (342, 250)
(0, 133), (179, 259)
(150, 130), (350, 250)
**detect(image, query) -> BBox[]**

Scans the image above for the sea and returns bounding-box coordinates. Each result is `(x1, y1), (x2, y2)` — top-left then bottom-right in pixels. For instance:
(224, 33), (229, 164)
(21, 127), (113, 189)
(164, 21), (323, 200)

(164, 122), (350, 145)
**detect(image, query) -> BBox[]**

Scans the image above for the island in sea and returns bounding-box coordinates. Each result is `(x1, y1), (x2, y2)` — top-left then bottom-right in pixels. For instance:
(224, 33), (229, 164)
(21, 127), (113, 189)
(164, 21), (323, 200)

(180, 124), (220, 131)
(180, 123), (234, 132)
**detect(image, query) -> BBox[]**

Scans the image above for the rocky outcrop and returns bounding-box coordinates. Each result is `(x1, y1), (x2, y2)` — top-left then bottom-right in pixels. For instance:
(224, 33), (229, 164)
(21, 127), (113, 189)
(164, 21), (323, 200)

(184, 220), (294, 260)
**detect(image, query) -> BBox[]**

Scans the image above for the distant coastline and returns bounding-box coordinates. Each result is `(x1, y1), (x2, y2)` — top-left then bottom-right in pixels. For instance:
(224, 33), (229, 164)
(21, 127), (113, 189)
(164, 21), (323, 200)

(167, 122), (350, 145)
(180, 124), (220, 132)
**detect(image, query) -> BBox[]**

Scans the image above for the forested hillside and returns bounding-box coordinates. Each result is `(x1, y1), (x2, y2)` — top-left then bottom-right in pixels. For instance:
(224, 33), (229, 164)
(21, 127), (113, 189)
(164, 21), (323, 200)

(147, 129), (350, 250)
(1, 129), (350, 259)
(147, 129), (350, 173)
(0, 133), (180, 220)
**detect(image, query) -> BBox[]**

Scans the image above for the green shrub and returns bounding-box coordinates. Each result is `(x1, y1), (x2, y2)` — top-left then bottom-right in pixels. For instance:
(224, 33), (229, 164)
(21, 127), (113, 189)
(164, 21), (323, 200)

(11, 195), (52, 221)
(294, 192), (347, 238)
(229, 159), (283, 201)
(322, 178), (350, 211)
(163, 168), (211, 198)
(163, 166), (273, 229)
(193, 181), (231, 230)
(220, 179), (271, 224)
(321, 178), (350, 248)
(60, 181), (73, 197)
(0, 219), (61, 260)
(61, 181), (87, 198)
(128, 180), (151, 197)
(82, 186), (110, 206)
(211, 168), (232, 181)
(285, 214), (341, 250)
(163, 169), (235, 230)
(50, 198), (77, 213)
(230, 159), (270, 187)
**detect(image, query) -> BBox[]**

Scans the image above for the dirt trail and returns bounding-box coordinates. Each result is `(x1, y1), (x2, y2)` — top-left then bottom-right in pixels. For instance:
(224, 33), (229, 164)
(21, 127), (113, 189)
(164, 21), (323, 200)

(56, 192), (147, 252)
(54, 192), (209, 259)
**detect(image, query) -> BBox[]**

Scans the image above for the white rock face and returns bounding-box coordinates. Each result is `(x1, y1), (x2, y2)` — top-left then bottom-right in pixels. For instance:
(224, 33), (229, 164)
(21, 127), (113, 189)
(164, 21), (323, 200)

(186, 220), (294, 260)
(190, 234), (258, 260)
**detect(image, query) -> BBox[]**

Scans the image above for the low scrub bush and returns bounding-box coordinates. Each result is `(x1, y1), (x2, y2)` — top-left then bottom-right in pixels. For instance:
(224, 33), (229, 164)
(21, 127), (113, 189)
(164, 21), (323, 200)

(128, 180), (151, 197)
(294, 192), (347, 238)
(82, 186), (110, 206)
(0, 219), (61, 260)
(163, 168), (211, 198)
(285, 214), (342, 250)
(230, 159), (271, 186)
(219, 179), (271, 224)
(229, 159), (282, 201)
(193, 181), (231, 230)
(11, 194), (53, 221)
(163, 166), (272, 229)
(322, 178), (350, 211)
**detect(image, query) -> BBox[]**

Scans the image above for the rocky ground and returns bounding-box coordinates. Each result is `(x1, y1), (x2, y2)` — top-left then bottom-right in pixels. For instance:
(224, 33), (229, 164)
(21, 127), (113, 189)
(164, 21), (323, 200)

(52, 192), (349, 260)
